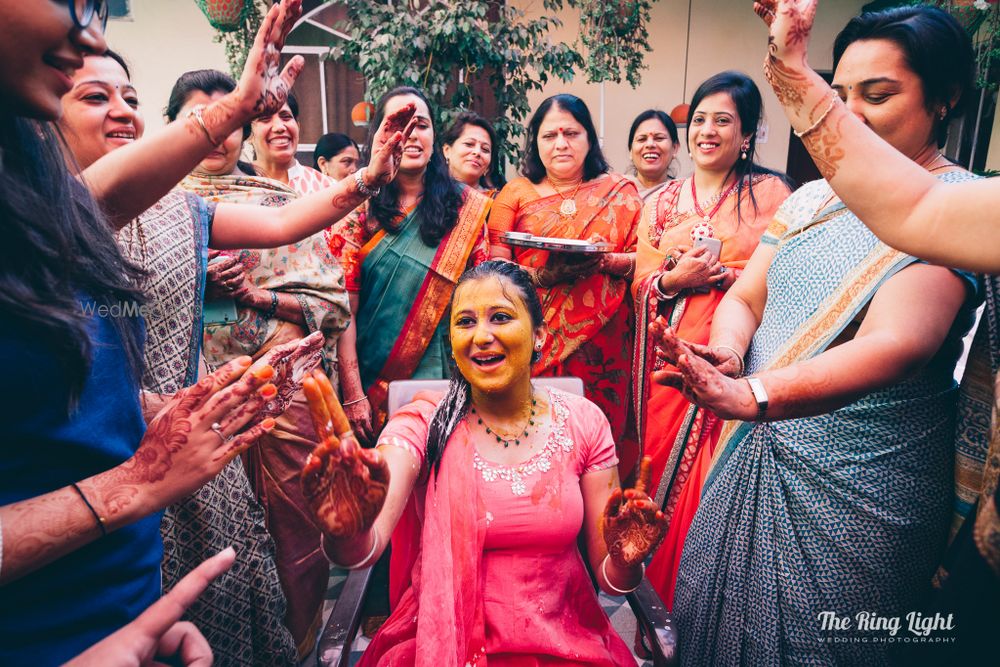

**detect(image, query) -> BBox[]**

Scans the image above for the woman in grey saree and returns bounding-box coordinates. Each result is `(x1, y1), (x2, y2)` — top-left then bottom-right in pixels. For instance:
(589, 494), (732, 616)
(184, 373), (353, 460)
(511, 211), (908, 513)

(649, 7), (984, 664)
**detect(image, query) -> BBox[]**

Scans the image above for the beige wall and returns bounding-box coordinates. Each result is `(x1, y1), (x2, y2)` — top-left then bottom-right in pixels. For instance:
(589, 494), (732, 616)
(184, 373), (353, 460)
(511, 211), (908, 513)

(514, 0), (867, 177)
(104, 1), (229, 132)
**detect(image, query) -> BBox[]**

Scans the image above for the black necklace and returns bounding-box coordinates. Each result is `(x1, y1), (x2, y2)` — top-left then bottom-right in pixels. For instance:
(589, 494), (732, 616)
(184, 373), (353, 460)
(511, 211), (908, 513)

(471, 395), (538, 448)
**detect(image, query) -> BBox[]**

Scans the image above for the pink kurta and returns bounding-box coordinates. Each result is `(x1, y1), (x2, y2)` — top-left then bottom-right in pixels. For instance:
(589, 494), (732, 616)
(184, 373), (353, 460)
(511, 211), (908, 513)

(361, 388), (633, 666)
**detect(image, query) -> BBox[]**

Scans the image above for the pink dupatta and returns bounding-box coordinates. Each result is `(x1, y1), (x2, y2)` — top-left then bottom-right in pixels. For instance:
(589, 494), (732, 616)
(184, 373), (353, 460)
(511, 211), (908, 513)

(359, 398), (489, 666)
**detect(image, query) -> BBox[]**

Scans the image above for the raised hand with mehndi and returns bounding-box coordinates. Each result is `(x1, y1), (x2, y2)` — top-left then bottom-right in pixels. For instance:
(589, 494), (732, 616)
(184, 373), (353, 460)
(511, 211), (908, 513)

(363, 102), (419, 188)
(753, 0), (817, 65)
(206, 0), (304, 132)
(301, 370), (390, 554)
(600, 457), (667, 592)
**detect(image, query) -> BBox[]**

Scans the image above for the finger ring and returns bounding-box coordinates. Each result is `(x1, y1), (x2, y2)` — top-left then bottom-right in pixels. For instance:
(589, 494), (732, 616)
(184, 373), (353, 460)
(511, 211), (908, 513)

(210, 422), (231, 444)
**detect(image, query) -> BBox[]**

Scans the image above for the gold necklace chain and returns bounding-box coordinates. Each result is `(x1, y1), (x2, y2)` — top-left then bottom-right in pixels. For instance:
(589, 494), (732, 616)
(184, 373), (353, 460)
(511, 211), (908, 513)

(547, 177), (583, 217)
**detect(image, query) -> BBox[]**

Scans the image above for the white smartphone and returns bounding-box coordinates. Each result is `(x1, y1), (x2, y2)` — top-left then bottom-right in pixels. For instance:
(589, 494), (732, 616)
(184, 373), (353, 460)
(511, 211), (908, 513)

(694, 236), (722, 262)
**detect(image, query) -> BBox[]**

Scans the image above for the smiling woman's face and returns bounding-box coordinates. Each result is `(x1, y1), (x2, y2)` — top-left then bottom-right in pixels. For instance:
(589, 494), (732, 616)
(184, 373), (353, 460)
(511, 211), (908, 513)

(384, 93), (434, 176)
(450, 276), (543, 395)
(0, 0), (107, 120)
(59, 54), (145, 169)
(250, 102), (299, 168)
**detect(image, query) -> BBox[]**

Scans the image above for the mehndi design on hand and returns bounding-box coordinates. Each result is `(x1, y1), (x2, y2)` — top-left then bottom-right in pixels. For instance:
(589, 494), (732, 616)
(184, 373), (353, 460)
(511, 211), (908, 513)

(301, 370), (390, 538)
(601, 457), (668, 568)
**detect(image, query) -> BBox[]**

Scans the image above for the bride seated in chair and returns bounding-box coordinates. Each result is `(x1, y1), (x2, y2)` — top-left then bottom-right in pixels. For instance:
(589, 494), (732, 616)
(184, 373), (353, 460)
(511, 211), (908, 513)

(300, 260), (668, 665)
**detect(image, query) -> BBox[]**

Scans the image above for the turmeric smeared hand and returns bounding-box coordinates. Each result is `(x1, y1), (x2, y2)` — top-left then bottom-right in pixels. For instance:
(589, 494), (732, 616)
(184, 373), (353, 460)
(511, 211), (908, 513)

(601, 457), (668, 568)
(301, 370), (390, 538)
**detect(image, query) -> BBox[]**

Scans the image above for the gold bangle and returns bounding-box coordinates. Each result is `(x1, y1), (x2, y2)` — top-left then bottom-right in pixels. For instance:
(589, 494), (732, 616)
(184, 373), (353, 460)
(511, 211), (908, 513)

(714, 344), (745, 376)
(186, 104), (221, 146)
(601, 554), (643, 595)
(794, 92), (838, 139)
(342, 396), (368, 407)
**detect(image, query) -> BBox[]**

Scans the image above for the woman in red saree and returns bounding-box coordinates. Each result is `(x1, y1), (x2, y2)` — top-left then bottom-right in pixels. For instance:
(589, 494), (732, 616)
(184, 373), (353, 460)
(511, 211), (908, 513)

(490, 94), (642, 448)
(632, 72), (791, 609)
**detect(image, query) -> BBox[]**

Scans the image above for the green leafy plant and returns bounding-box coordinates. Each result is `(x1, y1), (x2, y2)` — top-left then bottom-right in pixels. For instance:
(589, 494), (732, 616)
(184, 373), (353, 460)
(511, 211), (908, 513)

(578, 0), (654, 87)
(327, 0), (655, 170)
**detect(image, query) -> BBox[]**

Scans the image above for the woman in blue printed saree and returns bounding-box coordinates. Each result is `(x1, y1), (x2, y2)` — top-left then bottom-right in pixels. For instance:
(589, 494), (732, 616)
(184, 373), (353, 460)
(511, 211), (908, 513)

(648, 8), (983, 664)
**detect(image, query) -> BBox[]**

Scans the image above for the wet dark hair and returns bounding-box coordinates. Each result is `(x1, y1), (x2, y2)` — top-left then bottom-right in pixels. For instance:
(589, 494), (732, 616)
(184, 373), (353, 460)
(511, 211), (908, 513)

(687, 71), (793, 222)
(1, 117), (146, 408)
(627, 109), (680, 178)
(833, 5), (975, 148)
(365, 86), (462, 246)
(441, 111), (505, 190)
(424, 260), (543, 475)
(164, 69), (256, 174)
(312, 132), (358, 170)
(521, 94), (609, 184)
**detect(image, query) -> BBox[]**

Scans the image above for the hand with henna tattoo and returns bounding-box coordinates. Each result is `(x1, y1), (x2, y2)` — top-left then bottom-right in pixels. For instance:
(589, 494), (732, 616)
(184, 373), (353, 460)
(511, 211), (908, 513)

(601, 457), (668, 568)
(250, 331), (325, 421)
(301, 370), (390, 538)
(365, 103), (419, 188)
(753, 0), (817, 65)
(671, 350), (758, 421)
(0, 356), (285, 585)
(126, 357), (281, 505)
(657, 245), (727, 294)
(232, 0), (306, 119)
(648, 317), (743, 388)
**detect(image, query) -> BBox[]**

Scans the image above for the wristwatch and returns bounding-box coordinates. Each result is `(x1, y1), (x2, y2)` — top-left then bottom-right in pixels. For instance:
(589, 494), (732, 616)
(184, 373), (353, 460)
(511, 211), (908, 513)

(354, 168), (381, 198)
(745, 377), (769, 421)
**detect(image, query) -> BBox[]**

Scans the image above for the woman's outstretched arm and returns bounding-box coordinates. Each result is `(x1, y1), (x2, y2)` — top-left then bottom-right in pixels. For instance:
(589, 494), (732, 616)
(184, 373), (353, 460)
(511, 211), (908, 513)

(755, 0), (1000, 273)
(82, 0), (304, 228)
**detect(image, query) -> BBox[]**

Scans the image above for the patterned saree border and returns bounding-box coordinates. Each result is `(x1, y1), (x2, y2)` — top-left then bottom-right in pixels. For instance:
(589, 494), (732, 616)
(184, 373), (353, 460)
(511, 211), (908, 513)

(366, 192), (492, 422)
(707, 243), (915, 479)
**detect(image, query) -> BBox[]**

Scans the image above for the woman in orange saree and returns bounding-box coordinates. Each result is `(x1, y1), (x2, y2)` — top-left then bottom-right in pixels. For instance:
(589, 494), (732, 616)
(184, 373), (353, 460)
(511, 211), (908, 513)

(490, 94), (642, 446)
(632, 72), (792, 610)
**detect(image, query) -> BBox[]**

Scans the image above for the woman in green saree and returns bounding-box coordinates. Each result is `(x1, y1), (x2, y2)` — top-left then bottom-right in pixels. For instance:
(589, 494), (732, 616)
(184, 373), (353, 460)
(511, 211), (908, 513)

(329, 87), (491, 440)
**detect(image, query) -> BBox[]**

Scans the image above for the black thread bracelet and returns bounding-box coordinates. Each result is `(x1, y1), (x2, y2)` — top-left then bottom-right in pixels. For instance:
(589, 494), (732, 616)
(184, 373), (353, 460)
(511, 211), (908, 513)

(262, 290), (279, 321)
(71, 482), (107, 537)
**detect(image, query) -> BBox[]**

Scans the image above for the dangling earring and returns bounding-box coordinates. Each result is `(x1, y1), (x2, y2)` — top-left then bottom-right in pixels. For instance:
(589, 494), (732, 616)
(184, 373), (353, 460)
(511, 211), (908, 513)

(939, 106), (949, 121)
(740, 139), (750, 161)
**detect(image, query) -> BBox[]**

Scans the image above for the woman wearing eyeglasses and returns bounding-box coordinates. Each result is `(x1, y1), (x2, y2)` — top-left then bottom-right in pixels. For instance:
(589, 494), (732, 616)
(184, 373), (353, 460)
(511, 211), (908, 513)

(0, 2), (403, 665)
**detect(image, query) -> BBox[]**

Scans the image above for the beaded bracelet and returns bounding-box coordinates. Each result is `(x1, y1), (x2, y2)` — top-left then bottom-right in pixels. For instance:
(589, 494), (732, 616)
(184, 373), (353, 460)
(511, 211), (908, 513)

(71, 482), (107, 537)
(794, 92), (838, 139)
(262, 290), (279, 321)
(601, 554), (643, 595)
(185, 104), (221, 146)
